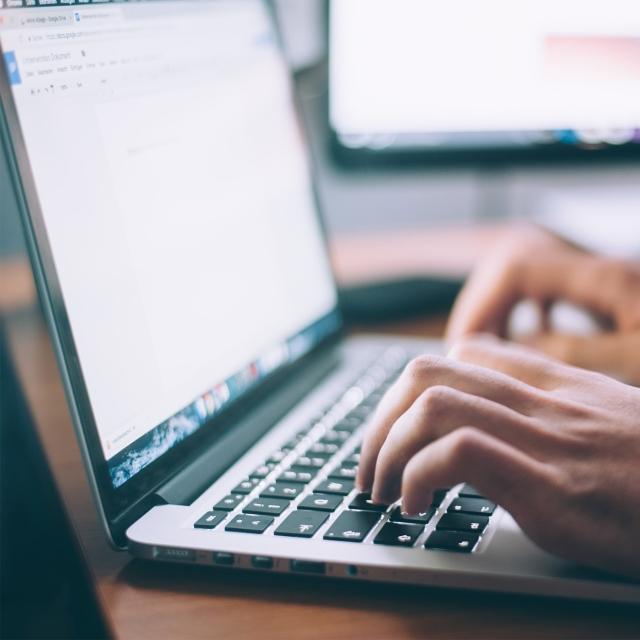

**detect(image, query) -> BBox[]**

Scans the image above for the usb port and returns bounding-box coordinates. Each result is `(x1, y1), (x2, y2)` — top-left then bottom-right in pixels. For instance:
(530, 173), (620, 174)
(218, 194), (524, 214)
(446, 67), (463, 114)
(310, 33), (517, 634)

(213, 552), (235, 566)
(251, 555), (273, 570)
(290, 560), (325, 575)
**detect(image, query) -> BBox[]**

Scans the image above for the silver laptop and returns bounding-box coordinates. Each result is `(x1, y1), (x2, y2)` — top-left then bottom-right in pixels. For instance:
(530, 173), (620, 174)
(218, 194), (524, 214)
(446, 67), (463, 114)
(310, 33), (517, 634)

(2, 0), (639, 604)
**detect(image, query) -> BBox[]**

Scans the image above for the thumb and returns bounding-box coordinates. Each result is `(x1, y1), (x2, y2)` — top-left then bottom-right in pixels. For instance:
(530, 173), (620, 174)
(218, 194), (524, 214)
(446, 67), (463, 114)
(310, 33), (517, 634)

(521, 332), (640, 385)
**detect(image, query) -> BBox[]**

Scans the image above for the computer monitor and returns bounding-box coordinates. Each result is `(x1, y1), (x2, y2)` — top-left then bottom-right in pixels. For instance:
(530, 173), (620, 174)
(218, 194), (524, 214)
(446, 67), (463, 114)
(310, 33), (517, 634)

(0, 0), (340, 511)
(329, 0), (640, 162)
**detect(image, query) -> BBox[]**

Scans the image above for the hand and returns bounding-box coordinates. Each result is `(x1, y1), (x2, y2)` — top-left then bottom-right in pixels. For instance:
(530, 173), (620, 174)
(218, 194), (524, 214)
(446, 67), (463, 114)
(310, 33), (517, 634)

(356, 336), (640, 579)
(445, 225), (640, 383)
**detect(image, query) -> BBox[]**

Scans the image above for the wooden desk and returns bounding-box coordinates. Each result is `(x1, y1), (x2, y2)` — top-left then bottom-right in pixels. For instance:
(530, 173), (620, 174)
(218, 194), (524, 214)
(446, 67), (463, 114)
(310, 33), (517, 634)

(3, 232), (640, 640)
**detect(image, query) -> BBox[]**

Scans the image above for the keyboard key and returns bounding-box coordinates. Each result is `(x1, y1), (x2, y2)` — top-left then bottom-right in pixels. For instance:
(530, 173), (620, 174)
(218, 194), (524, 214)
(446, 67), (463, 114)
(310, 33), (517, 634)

(250, 464), (275, 479)
(324, 510), (381, 543)
(261, 482), (302, 500)
(194, 511), (226, 529)
(390, 506), (435, 525)
(278, 468), (315, 484)
(437, 513), (489, 534)
(307, 442), (340, 456)
(343, 452), (360, 465)
(459, 484), (485, 498)
(243, 498), (290, 516)
(319, 431), (350, 445)
(314, 479), (354, 496)
(231, 478), (260, 495)
(425, 531), (478, 553)
(431, 488), (450, 507)
(349, 493), (389, 512)
(334, 417), (362, 432)
(298, 493), (343, 512)
(448, 497), (495, 516)
(275, 510), (329, 538)
(328, 466), (358, 480)
(294, 456), (327, 469)
(267, 450), (288, 464)
(225, 514), (273, 534)
(213, 494), (244, 511)
(374, 522), (423, 547)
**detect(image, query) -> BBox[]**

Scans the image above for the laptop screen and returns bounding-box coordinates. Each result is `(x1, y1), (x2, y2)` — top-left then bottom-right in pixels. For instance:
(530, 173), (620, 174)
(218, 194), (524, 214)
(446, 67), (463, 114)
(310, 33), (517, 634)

(0, 0), (339, 490)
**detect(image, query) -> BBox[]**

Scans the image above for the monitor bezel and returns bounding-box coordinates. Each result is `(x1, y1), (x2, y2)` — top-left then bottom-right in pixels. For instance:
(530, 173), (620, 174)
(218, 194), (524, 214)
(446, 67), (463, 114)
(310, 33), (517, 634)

(326, 0), (640, 167)
(0, 0), (344, 547)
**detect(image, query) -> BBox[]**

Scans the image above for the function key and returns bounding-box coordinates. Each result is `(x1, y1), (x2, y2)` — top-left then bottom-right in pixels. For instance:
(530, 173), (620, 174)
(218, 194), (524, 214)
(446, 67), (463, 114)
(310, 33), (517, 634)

(448, 497), (495, 516)
(349, 493), (389, 512)
(390, 506), (435, 525)
(250, 464), (275, 479)
(459, 484), (485, 498)
(213, 494), (244, 511)
(314, 479), (354, 496)
(298, 493), (343, 512)
(261, 482), (302, 500)
(243, 497), (290, 516)
(425, 531), (478, 553)
(225, 514), (273, 534)
(374, 522), (423, 547)
(437, 513), (489, 534)
(231, 478), (260, 495)
(278, 468), (315, 484)
(275, 510), (329, 538)
(323, 510), (380, 543)
(194, 511), (226, 530)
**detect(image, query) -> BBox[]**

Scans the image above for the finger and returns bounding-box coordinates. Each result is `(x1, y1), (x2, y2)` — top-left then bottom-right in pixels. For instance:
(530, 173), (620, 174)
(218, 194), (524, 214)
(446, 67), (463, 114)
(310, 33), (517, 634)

(524, 332), (640, 385)
(448, 335), (567, 390)
(371, 386), (544, 505)
(401, 427), (556, 526)
(356, 354), (543, 492)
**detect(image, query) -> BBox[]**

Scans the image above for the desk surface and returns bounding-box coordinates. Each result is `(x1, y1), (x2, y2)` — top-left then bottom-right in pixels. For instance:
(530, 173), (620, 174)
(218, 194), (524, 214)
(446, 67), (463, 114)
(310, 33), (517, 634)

(4, 231), (640, 640)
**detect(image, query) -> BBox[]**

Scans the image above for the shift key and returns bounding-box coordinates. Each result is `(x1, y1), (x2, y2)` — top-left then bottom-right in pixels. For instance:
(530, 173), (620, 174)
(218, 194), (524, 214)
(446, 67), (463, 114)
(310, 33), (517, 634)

(323, 510), (380, 543)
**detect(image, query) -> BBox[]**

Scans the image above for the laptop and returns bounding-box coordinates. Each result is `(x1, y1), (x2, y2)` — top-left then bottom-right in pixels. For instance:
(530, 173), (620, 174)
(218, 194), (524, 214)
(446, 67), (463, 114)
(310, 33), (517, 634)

(1, 0), (639, 604)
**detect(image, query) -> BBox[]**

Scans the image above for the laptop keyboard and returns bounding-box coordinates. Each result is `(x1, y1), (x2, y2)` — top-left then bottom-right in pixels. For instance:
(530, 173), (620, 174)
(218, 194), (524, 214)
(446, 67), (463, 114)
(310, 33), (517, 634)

(194, 348), (496, 554)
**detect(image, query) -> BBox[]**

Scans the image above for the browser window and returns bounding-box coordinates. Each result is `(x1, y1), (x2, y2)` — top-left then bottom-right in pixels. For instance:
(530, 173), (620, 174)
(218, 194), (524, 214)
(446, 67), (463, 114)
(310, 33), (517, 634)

(1, 0), (338, 487)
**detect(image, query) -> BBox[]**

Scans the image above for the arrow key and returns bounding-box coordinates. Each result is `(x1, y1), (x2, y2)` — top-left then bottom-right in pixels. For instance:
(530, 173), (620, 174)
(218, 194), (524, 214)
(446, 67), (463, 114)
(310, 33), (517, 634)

(373, 522), (423, 547)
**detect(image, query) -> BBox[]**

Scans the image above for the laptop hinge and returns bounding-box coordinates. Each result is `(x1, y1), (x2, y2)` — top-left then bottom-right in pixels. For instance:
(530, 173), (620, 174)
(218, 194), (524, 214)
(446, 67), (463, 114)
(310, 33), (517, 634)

(153, 345), (342, 506)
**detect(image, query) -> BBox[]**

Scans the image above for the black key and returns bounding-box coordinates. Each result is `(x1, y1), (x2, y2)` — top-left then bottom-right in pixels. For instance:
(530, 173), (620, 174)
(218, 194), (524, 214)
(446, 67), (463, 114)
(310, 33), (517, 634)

(243, 497), (290, 516)
(231, 478), (260, 495)
(374, 522), (423, 547)
(267, 449), (288, 464)
(319, 431), (350, 445)
(275, 510), (329, 538)
(213, 494), (244, 511)
(298, 493), (343, 512)
(437, 513), (489, 534)
(334, 417), (362, 432)
(250, 464), (275, 479)
(324, 510), (380, 543)
(307, 441), (340, 456)
(328, 466), (358, 480)
(278, 468), (315, 484)
(448, 497), (495, 516)
(294, 456), (327, 469)
(425, 530), (478, 553)
(459, 484), (485, 498)
(349, 493), (389, 512)
(194, 511), (226, 529)
(314, 479), (354, 496)
(348, 406), (372, 421)
(343, 452), (360, 465)
(261, 482), (302, 500)
(390, 506), (435, 525)
(225, 514), (273, 534)
(431, 488), (450, 507)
